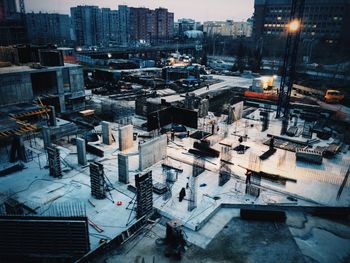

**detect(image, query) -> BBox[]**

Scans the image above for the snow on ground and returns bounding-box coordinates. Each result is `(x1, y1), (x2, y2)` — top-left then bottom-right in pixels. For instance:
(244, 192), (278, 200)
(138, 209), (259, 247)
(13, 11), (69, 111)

(0, 106), (349, 252)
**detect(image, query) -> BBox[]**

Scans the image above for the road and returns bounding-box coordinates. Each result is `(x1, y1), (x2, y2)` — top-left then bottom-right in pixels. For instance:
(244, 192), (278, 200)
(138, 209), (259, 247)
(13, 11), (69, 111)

(149, 75), (254, 104)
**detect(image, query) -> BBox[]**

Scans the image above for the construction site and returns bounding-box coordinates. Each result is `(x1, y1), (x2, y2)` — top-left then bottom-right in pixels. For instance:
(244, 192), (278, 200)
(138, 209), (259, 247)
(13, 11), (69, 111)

(0, 1), (350, 263)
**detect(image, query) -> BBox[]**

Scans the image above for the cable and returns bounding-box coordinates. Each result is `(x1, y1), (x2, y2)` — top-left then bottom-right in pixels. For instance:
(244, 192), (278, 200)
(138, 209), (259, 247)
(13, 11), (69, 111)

(89, 233), (112, 240)
(7, 178), (67, 199)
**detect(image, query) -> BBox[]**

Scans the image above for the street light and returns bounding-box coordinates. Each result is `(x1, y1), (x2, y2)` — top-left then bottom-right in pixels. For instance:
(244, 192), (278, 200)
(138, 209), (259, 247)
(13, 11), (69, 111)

(287, 19), (301, 33)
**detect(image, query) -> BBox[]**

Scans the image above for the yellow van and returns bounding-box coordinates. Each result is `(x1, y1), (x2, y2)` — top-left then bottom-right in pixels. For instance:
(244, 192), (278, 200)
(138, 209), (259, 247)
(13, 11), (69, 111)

(324, 90), (344, 103)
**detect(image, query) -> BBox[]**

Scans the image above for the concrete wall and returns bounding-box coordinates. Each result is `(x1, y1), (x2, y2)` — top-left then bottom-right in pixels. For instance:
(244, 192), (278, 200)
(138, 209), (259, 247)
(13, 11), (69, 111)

(233, 101), (244, 121)
(0, 64), (85, 112)
(55, 69), (66, 112)
(119, 125), (133, 151)
(69, 67), (84, 93)
(0, 73), (33, 106)
(139, 135), (167, 170)
(198, 98), (209, 118)
(102, 121), (113, 145)
(76, 138), (87, 166)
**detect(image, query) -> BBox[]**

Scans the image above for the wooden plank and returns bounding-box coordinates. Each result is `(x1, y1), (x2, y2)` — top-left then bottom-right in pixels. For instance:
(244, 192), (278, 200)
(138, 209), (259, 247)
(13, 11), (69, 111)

(88, 219), (104, 233)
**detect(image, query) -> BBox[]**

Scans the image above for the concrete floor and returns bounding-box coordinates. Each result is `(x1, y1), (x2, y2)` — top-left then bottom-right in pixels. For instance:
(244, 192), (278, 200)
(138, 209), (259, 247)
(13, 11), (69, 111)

(95, 216), (306, 263)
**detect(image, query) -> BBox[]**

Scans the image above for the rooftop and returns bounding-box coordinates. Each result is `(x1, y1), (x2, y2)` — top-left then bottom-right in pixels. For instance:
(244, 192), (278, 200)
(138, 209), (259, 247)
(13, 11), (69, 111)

(0, 63), (81, 75)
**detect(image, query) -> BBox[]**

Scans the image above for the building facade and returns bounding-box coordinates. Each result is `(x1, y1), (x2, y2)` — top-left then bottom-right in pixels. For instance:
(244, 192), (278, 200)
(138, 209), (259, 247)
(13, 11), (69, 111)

(71, 5), (103, 47)
(128, 7), (174, 44)
(101, 8), (111, 46)
(129, 7), (149, 42)
(117, 5), (130, 46)
(0, 0), (26, 45)
(26, 13), (71, 45)
(109, 10), (119, 43)
(253, 0), (350, 45)
(175, 18), (202, 36)
(0, 0), (17, 21)
(70, 5), (175, 47)
(0, 63), (85, 113)
(203, 20), (253, 38)
(155, 8), (174, 43)
(0, 0), (17, 22)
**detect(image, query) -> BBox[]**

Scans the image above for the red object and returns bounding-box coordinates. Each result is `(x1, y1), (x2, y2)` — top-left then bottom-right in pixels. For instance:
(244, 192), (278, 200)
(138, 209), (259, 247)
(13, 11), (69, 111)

(116, 201), (123, 206)
(244, 91), (278, 101)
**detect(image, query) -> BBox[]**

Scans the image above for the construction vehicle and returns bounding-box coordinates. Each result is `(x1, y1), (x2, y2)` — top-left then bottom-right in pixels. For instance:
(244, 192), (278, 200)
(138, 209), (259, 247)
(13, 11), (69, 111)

(293, 84), (344, 103)
(245, 81), (345, 104)
(244, 76), (279, 101)
(244, 90), (279, 101)
(252, 76), (276, 91)
(324, 90), (344, 103)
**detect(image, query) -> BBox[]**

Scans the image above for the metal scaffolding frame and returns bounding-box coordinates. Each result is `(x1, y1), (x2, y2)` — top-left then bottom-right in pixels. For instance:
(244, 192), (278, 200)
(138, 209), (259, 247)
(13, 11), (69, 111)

(276, 0), (305, 119)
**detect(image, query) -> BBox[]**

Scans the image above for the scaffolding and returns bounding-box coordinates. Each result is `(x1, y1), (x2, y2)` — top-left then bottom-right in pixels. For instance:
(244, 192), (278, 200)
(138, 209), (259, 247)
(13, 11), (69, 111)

(135, 171), (153, 219)
(47, 146), (62, 178)
(89, 162), (106, 199)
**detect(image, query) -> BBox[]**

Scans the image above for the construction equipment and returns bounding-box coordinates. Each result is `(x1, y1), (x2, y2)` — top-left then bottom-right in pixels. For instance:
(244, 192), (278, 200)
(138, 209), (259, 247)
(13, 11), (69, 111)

(19, 0), (26, 15)
(165, 220), (186, 260)
(324, 90), (344, 103)
(296, 148), (323, 164)
(293, 85), (344, 103)
(276, 0), (305, 119)
(239, 165), (297, 185)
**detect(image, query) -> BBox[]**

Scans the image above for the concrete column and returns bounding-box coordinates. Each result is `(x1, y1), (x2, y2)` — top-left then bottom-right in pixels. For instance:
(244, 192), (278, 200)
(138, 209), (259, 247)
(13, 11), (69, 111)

(118, 153), (129, 184)
(119, 125), (133, 151)
(102, 121), (112, 145)
(76, 138), (87, 166)
(58, 95), (66, 113)
(48, 106), (57, 126)
(56, 70), (66, 113)
(42, 126), (51, 149)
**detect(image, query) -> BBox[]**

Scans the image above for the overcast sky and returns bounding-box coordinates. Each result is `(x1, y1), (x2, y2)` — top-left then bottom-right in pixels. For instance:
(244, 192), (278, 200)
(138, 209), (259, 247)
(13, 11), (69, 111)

(25, 0), (254, 22)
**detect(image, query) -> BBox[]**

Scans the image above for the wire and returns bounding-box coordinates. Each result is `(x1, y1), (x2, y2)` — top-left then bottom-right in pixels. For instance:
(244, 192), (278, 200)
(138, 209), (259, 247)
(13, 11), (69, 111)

(7, 178), (67, 199)
(125, 220), (159, 255)
(90, 233), (112, 240)
(98, 224), (128, 228)
(103, 173), (134, 199)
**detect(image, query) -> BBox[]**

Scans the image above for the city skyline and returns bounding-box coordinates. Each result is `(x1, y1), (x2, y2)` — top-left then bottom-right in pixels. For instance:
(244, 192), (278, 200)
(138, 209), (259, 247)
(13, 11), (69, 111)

(25, 0), (254, 22)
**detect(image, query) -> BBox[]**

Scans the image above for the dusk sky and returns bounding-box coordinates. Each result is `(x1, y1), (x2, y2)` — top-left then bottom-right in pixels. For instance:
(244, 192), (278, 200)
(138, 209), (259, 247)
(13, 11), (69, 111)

(25, 0), (254, 22)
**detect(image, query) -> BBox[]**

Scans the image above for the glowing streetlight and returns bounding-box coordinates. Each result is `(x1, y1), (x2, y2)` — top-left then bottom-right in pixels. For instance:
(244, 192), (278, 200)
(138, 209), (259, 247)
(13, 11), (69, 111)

(287, 19), (301, 32)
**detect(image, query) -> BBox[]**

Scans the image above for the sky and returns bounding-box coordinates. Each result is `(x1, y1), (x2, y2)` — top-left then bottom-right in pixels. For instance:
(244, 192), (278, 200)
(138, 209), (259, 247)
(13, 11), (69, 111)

(25, 0), (254, 22)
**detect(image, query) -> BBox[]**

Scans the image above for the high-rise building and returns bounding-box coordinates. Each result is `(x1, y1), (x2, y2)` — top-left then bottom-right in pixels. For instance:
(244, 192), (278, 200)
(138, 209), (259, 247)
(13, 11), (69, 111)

(166, 11), (175, 40)
(109, 10), (119, 43)
(70, 4), (174, 47)
(101, 8), (111, 46)
(0, 0), (17, 21)
(146, 10), (157, 43)
(130, 7), (149, 42)
(117, 5), (130, 46)
(26, 13), (71, 45)
(155, 8), (174, 43)
(71, 5), (103, 47)
(129, 7), (174, 44)
(0, 0), (26, 45)
(253, 0), (350, 45)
